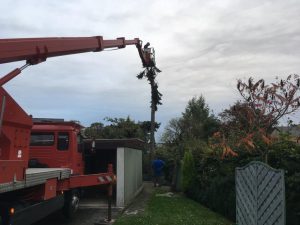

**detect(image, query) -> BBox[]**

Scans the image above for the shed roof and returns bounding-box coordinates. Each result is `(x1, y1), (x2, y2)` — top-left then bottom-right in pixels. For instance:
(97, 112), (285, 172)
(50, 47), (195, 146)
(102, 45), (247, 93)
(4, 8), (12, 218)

(84, 138), (145, 150)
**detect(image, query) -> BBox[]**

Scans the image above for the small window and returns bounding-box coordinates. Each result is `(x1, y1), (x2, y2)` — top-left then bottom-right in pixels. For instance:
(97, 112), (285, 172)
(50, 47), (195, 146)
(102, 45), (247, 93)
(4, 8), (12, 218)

(57, 132), (69, 151)
(30, 132), (55, 146)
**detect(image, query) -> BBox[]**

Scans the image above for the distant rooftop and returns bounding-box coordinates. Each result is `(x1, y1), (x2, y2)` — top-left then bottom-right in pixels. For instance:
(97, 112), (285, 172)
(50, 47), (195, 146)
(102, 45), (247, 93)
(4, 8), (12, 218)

(272, 125), (300, 137)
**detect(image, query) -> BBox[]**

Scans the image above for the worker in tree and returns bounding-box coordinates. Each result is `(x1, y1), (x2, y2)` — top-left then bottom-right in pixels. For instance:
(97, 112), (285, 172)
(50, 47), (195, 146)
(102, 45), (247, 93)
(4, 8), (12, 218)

(152, 156), (165, 187)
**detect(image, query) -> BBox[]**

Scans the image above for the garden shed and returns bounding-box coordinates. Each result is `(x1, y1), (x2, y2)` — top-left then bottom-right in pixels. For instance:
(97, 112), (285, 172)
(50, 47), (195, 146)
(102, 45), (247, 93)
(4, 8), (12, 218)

(83, 138), (144, 207)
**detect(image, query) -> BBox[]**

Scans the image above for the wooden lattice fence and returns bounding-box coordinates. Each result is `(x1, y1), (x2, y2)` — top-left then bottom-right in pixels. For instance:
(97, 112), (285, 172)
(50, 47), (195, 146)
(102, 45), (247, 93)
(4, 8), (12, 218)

(236, 161), (285, 225)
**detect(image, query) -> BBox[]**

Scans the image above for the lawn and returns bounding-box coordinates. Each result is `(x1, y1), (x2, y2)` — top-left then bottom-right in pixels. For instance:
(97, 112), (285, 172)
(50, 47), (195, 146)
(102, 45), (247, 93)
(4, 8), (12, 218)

(114, 191), (233, 225)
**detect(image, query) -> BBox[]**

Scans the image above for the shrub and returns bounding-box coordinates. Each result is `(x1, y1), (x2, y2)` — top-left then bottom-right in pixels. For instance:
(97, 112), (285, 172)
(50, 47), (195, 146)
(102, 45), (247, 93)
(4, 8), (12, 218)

(181, 150), (196, 192)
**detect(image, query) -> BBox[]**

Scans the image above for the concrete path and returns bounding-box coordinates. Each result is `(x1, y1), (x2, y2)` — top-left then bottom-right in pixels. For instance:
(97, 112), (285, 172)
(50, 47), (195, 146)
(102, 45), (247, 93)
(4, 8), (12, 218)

(122, 182), (154, 216)
(122, 182), (171, 217)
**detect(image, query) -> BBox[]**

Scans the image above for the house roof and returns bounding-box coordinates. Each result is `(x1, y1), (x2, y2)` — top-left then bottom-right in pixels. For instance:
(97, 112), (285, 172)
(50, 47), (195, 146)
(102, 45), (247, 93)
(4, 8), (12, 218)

(272, 125), (300, 137)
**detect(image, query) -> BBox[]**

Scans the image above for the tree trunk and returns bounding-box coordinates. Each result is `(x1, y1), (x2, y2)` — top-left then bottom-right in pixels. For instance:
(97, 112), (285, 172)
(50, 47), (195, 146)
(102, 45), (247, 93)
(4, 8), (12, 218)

(149, 100), (156, 181)
(150, 101), (156, 159)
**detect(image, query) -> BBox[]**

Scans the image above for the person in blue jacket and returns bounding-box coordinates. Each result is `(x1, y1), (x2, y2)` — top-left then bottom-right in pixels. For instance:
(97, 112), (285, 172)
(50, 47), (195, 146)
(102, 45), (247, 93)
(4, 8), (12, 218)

(152, 157), (165, 187)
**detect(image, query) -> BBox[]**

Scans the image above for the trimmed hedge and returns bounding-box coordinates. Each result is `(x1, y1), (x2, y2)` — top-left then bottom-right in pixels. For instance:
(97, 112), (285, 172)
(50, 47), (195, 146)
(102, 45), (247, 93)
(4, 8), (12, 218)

(182, 150), (197, 192)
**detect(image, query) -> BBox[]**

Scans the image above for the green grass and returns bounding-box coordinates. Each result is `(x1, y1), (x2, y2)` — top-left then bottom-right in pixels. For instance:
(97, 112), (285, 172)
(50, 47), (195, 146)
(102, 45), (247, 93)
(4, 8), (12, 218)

(114, 191), (233, 225)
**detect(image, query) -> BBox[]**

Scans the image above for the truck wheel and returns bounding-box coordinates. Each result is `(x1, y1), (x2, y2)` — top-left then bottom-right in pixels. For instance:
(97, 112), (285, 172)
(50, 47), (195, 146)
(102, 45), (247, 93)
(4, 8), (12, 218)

(0, 214), (9, 225)
(0, 208), (11, 225)
(62, 190), (80, 219)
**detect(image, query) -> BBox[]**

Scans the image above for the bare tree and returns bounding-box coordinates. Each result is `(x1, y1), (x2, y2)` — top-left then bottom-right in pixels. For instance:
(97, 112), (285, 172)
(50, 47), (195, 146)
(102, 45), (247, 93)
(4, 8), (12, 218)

(237, 75), (300, 133)
(214, 75), (300, 162)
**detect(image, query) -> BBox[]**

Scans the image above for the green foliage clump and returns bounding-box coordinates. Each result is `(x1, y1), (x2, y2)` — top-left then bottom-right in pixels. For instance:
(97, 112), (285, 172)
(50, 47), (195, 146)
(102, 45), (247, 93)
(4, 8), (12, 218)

(84, 116), (160, 142)
(268, 141), (300, 224)
(137, 67), (162, 111)
(181, 150), (196, 192)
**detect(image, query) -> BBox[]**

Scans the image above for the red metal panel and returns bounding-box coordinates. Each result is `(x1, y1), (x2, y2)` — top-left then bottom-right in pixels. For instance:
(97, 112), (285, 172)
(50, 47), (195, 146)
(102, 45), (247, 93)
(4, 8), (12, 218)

(0, 87), (32, 184)
(0, 87), (32, 159)
(70, 130), (84, 175)
(57, 172), (114, 190)
(0, 160), (26, 183)
(69, 173), (113, 188)
(44, 178), (57, 200)
(28, 179), (58, 201)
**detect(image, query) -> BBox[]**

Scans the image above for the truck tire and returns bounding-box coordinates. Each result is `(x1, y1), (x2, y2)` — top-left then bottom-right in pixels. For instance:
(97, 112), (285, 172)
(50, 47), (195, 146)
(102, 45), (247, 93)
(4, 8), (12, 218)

(0, 212), (10, 225)
(62, 190), (80, 219)
(0, 206), (13, 225)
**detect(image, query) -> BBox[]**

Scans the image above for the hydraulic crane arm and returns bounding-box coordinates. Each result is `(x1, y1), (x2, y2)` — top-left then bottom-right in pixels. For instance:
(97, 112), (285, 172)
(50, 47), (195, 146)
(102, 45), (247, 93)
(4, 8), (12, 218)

(0, 36), (155, 86)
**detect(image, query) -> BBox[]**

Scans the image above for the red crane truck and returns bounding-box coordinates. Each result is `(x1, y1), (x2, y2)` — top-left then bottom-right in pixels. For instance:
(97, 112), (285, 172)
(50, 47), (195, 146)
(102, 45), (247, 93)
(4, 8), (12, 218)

(0, 36), (155, 225)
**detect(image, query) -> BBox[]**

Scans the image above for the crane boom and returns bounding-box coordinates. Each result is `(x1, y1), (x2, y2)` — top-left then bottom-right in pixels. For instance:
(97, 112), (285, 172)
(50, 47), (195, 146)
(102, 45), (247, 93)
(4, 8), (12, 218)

(0, 36), (152, 65)
(0, 36), (155, 86)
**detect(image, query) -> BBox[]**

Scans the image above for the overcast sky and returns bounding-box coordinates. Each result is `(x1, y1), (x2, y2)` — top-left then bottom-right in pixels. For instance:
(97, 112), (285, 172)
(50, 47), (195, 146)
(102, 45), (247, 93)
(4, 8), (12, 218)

(1, 0), (300, 139)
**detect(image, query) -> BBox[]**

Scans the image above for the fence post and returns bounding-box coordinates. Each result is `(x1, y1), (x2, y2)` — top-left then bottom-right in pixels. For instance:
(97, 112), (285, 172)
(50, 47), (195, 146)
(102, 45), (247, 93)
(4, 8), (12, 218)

(95, 163), (114, 225)
(107, 164), (113, 222)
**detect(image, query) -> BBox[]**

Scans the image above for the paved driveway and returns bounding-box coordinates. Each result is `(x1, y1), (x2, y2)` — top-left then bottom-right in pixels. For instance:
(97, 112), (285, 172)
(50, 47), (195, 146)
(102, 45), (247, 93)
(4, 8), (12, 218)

(33, 207), (121, 225)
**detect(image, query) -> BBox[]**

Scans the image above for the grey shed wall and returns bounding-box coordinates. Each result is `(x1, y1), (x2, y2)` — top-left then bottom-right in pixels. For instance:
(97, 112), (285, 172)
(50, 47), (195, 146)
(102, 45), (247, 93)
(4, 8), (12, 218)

(116, 147), (143, 207)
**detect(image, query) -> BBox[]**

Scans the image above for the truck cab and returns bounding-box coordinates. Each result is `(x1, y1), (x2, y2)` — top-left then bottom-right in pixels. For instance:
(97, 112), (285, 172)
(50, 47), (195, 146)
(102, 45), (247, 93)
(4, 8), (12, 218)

(29, 119), (85, 175)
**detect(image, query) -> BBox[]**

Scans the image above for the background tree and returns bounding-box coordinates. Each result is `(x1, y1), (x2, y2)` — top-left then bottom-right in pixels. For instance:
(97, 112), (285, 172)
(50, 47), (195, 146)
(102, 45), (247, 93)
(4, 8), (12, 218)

(161, 118), (185, 190)
(84, 116), (159, 141)
(162, 118), (183, 144)
(139, 121), (161, 143)
(102, 116), (142, 139)
(158, 96), (219, 190)
(181, 96), (220, 141)
(84, 122), (104, 138)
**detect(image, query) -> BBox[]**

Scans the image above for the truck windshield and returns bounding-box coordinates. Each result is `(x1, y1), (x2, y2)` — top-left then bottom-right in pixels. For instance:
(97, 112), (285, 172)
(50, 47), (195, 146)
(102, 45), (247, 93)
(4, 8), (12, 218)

(30, 132), (55, 146)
